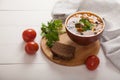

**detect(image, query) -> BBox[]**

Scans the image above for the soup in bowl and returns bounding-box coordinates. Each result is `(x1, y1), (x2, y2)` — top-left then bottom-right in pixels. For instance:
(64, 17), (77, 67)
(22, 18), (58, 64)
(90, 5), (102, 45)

(65, 11), (105, 45)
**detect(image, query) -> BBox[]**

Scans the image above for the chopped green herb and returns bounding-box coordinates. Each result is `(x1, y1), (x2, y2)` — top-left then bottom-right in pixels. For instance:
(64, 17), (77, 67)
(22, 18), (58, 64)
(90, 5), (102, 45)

(79, 18), (94, 31)
(41, 20), (62, 47)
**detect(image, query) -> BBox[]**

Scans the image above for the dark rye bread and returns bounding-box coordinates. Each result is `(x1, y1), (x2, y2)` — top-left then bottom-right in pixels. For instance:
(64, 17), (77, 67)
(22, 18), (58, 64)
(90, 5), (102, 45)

(51, 42), (75, 60)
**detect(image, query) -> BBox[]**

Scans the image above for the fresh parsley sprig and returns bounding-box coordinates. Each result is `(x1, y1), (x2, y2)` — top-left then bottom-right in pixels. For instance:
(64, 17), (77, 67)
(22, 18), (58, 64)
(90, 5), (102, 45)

(79, 18), (94, 31)
(41, 20), (62, 47)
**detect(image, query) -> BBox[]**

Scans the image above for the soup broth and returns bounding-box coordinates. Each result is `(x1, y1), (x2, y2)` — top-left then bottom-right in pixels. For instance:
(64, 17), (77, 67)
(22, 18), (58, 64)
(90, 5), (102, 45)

(66, 12), (104, 37)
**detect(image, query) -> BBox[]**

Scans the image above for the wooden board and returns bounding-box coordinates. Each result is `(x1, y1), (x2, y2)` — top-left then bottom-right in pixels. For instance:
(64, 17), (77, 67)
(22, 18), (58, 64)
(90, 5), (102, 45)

(40, 33), (100, 66)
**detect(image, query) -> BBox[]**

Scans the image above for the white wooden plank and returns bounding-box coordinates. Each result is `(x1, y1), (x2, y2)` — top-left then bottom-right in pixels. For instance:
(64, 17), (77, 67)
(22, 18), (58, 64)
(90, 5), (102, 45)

(0, 62), (120, 80)
(0, 11), (52, 25)
(0, 25), (47, 63)
(0, 0), (58, 10)
(0, 25), (41, 44)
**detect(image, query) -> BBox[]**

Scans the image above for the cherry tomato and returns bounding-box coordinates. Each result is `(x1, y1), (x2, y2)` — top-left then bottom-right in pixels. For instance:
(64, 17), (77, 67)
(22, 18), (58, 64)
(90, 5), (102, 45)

(85, 55), (100, 71)
(25, 41), (39, 54)
(22, 29), (36, 42)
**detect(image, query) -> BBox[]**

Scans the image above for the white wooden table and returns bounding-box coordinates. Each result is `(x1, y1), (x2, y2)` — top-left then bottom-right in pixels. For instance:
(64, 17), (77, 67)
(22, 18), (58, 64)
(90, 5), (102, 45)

(0, 0), (120, 80)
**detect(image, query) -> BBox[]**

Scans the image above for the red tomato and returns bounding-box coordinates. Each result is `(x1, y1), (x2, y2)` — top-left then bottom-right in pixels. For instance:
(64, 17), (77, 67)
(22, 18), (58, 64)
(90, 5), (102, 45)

(22, 29), (36, 42)
(85, 55), (100, 71)
(25, 41), (39, 54)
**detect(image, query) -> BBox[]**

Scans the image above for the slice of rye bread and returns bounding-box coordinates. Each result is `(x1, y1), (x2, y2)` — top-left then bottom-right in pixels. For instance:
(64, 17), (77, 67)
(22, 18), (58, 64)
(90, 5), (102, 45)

(51, 42), (76, 60)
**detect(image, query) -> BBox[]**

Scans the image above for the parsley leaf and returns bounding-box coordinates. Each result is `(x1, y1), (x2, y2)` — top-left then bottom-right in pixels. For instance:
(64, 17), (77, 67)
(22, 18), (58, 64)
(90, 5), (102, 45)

(41, 20), (62, 47)
(79, 18), (93, 31)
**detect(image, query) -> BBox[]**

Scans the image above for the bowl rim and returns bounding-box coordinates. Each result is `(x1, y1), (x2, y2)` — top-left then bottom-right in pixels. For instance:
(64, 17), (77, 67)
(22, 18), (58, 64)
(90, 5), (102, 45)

(65, 11), (105, 37)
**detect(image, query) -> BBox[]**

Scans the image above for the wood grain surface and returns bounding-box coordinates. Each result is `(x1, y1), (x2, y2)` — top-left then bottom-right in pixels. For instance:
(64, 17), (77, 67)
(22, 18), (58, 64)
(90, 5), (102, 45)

(40, 33), (100, 66)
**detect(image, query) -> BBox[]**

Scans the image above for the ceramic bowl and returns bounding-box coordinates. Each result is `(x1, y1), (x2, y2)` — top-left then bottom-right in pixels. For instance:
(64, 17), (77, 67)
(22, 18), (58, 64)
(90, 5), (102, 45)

(65, 11), (105, 46)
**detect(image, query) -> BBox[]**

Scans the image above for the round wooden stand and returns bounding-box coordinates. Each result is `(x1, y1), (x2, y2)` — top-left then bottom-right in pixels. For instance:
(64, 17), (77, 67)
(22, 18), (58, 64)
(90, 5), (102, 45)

(40, 33), (100, 66)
